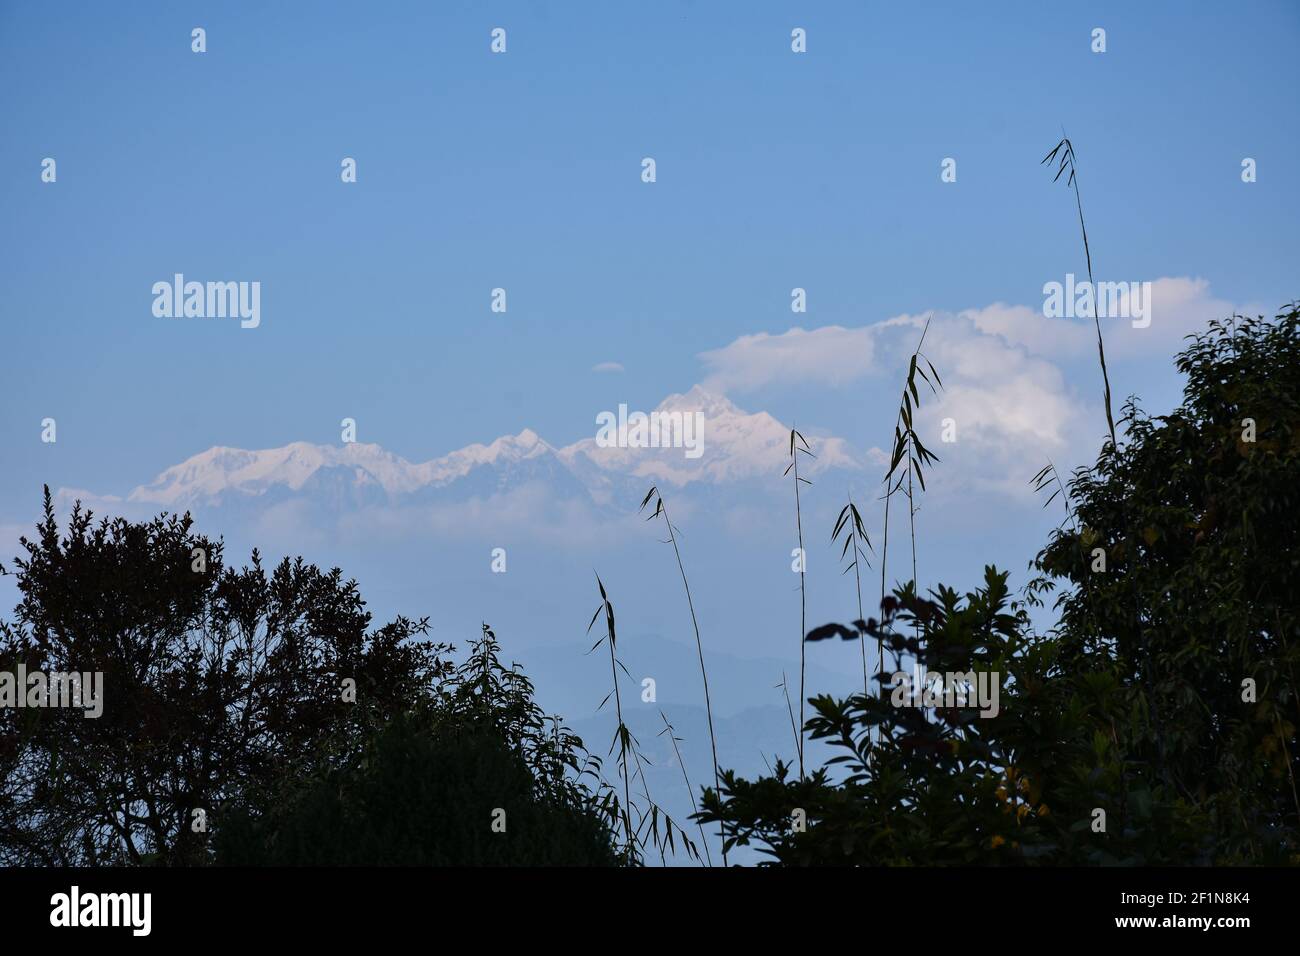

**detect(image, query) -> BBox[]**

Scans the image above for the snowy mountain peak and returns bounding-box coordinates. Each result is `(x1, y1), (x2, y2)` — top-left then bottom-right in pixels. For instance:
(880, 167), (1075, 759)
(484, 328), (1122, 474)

(493, 428), (549, 455)
(559, 387), (866, 487)
(655, 385), (743, 419)
(127, 441), (419, 506)
(117, 390), (869, 510)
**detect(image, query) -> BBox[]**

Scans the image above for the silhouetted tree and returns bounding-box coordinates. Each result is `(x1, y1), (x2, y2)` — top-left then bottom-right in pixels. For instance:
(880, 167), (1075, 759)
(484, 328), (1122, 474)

(0, 496), (449, 865)
(1029, 303), (1300, 861)
(700, 305), (1300, 865)
(213, 713), (619, 865)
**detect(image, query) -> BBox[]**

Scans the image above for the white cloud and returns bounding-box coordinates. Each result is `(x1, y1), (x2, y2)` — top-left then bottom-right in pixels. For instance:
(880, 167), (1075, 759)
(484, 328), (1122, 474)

(36, 278), (1253, 540)
(695, 309), (1087, 464)
(592, 361), (625, 373)
(962, 277), (1262, 362)
(923, 315), (1084, 451)
(698, 325), (881, 394)
(692, 278), (1251, 478)
(959, 302), (1092, 359)
(1105, 277), (1265, 359)
(560, 385), (870, 488)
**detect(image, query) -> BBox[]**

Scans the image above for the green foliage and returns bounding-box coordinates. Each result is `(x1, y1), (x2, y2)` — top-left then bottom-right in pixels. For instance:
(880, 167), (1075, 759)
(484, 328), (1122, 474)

(0, 493), (447, 865)
(878, 316), (943, 683)
(700, 305), (1300, 866)
(884, 318), (942, 497)
(1030, 304), (1300, 862)
(0, 501), (620, 866)
(213, 714), (618, 866)
(700, 569), (1040, 865)
(833, 495), (874, 698)
(211, 622), (625, 865)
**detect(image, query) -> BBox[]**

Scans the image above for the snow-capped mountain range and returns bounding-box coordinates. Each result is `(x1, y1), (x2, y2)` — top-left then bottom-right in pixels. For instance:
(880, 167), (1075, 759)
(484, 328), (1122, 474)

(112, 387), (871, 513)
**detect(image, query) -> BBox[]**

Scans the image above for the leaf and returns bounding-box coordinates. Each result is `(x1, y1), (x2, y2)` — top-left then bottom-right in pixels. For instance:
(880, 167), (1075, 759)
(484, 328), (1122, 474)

(925, 358), (943, 390)
(806, 622), (859, 642)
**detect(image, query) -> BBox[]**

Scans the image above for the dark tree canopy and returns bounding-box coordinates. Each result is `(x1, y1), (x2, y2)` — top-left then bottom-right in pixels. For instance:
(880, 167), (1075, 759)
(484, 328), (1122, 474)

(0, 502), (617, 866)
(215, 715), (619, 866)
(700, 305), (1300, 865)
(1030, 305), (1300, 860)
(0, 495), (448, 865)
(215, 625), (619, 865)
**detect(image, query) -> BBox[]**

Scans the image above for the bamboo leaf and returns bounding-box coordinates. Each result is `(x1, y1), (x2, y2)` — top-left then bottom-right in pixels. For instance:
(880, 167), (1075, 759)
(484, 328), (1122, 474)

(926, 358), (943, 390)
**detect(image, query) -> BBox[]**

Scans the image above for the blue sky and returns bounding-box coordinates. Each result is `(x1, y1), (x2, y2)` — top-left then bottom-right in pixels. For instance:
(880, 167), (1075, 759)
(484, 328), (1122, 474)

(0, 0), (1297, 661)
(2, 0), (1296, 866)
(3, 0), (1297, 501)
